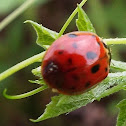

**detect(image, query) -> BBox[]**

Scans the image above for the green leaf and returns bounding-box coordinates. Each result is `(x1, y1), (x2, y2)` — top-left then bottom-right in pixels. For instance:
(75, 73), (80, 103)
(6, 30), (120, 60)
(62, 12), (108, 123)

(32, 66), (41, 78)
(111, 60), (126, 72)
(76, 5), (96, 33)
(30, 92), (94, 122)
(30, 71), (126, 122)
(117, 99), (126, 126)
(25, 20), (58, 47)
(29, 79), (45, 85)
(30, 67), (45, 85)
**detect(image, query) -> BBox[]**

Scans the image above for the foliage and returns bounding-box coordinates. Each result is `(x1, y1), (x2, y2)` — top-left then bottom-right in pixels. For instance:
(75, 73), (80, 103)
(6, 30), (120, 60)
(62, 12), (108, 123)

(24, 5), (126, 124)
(25, 20), (58, 48)
(117, 99), (126, 126)
(1, 0), (126, 125)
(76, 5), (95, 33)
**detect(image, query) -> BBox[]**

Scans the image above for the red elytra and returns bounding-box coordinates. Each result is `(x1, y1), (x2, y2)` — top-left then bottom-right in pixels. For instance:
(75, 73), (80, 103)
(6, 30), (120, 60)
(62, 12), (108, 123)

(41, 32), (111, 95)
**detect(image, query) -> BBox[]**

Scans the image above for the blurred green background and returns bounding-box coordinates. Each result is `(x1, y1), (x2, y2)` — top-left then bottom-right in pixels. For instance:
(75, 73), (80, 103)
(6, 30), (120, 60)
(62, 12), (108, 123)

(0, 0), (126, 125)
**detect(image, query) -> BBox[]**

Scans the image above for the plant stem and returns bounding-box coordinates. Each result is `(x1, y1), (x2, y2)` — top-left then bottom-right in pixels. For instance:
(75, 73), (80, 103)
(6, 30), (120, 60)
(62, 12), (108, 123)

(0, 0), (36, 31)
(57, 0), (88, 38)
(3, 85), (48, 99)
(104, 38), (126, 45)
(0, 52), (45, 82)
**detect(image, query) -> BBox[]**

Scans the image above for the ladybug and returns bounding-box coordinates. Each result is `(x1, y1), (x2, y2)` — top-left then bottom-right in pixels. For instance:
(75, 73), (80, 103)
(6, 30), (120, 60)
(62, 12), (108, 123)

(41, 32), (111, 95)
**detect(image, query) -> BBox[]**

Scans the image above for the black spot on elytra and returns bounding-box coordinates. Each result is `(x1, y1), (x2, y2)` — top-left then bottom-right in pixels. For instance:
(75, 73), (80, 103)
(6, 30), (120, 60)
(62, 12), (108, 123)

(91, 64), (100, 73)
(58, 51), (64, 54)
(68, 34), (78, 38)
(68, 58), (72, 64)
(72, 74), (80, 81)
(69, 86), (76, 90)
(103, 74), (108, 80)
(85, 82), (91, 88)
(86, 51), (97, 60)
(72, 42), (78, 48)
(105, 67), (108, 72)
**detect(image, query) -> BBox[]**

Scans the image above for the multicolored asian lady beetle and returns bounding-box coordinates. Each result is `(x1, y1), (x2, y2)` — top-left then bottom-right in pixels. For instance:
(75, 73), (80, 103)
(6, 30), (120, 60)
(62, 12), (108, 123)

(41, 32), (111, 95)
